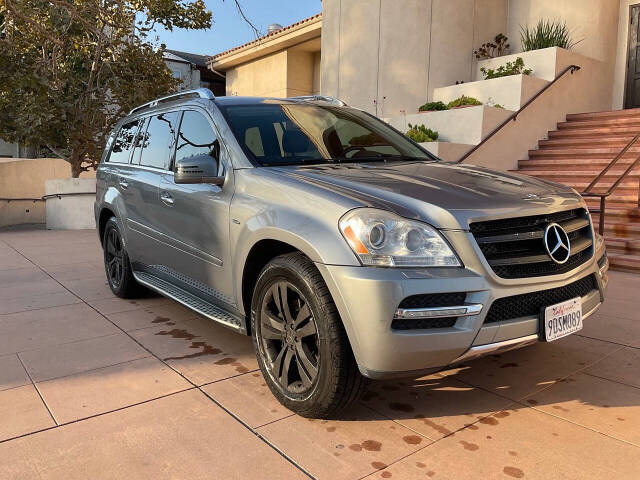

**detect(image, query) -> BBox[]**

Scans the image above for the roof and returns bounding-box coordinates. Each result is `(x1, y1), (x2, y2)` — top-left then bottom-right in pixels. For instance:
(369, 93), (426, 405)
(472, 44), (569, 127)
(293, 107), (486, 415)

(210, 13), (321, 61)
(165, 49), (210, 67)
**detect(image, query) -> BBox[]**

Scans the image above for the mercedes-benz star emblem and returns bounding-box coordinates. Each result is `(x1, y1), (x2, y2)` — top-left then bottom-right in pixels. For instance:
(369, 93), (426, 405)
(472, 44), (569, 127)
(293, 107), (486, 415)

(544, 223), (571, 264)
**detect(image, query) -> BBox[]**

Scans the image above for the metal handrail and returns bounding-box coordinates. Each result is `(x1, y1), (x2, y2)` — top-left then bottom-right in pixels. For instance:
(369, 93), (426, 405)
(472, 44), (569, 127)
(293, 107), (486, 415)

(0, 191), (95, 202)
(582, 133), (640, 235)
(456, 64), (581, 164)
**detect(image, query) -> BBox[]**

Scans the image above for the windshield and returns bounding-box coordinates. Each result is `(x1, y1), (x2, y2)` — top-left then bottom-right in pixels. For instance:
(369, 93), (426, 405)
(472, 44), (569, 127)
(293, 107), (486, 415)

(219, 103), (437, 166)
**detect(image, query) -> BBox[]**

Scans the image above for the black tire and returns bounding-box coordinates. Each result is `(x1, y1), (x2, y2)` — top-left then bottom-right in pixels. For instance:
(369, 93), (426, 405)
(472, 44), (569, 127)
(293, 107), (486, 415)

(251, 252), (367, 418)
(102, 217), (142, 299)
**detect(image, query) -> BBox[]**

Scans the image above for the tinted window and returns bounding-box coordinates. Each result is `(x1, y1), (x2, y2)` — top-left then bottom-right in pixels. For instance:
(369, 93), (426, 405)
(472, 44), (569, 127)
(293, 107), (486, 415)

(220, 104), (434, 166)
(108, 120), (141, 163)
(175, 111), (220, 168)
(138, 112), (179, 170)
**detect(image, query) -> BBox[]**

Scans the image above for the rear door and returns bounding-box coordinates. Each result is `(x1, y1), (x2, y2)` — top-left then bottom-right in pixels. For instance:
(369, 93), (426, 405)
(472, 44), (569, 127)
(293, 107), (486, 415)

(155, 108), (236, 307)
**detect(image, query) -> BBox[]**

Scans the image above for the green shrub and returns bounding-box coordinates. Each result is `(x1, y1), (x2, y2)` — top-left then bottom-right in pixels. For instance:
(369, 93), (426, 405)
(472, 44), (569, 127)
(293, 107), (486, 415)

(418, 101), (448, 112)
(480, 57), (532, 80)
(520, 19), (582, 51)
(405, 123), (438, 143)
(446, 95), (482, 109)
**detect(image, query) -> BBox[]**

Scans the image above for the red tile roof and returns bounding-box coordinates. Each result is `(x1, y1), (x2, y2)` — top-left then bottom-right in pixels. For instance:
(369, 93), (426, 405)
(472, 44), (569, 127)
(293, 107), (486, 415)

(210, 13), (321, 61)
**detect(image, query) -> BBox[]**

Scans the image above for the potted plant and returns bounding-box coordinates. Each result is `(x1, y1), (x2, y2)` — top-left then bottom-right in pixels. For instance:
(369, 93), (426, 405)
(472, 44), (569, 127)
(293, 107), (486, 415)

(474, 33), (510, 59)
(418, 101), (448, 113)
(480, 57), (532, 80)
(520, 19), (582, 51)
(446, 95), (483, 109)
(405, 124), (439, 143)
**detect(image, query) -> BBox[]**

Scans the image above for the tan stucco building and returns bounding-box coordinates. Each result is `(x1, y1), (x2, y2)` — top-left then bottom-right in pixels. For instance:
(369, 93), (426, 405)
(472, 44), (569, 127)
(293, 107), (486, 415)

(208, 14), (321, 98)
(209, 0), (639, 117)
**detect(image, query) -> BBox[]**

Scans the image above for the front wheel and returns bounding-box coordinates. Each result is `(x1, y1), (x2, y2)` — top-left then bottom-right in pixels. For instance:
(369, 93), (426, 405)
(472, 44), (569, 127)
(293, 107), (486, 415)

(251, 253), (366, 418)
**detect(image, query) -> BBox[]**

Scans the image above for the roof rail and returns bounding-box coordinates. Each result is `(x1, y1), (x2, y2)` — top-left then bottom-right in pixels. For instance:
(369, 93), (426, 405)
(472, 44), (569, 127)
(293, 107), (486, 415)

(289, 95), (346, 106)
(128, 88), (214, 115)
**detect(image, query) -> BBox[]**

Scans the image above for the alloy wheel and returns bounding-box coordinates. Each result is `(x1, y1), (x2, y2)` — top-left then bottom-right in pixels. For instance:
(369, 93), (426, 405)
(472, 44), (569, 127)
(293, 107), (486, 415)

(105, 228), (125, 288)
(259, 281), (320, 394)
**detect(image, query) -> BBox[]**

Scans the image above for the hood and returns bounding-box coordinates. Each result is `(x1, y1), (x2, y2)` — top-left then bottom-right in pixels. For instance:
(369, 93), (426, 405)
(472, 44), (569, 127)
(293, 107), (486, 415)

(271, 161), (584, 230)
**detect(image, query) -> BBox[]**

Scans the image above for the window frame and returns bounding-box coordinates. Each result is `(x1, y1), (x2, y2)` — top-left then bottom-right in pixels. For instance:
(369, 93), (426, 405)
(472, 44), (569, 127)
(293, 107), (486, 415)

(105, 118), (145, 165)
(135, 111), (181, 171)
(172, 108), (224, 174)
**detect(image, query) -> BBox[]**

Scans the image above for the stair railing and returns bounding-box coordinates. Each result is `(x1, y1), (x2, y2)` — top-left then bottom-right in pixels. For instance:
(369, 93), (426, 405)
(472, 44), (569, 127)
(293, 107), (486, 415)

(456, 64), (581, 164)
(582, 133), (640, 236)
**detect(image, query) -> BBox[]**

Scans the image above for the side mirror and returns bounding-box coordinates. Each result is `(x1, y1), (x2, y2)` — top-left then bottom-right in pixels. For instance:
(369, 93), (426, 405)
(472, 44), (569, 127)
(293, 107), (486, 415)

(174, 154), (225, 186)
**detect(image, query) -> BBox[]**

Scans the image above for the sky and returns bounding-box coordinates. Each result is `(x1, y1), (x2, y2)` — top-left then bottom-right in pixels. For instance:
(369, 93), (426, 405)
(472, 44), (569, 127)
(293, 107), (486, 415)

(153, 0), (322, 56)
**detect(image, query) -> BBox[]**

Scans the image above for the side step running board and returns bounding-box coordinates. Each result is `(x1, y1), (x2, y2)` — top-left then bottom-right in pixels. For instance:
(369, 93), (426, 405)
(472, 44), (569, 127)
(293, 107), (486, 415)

(133, 271), (246, 334)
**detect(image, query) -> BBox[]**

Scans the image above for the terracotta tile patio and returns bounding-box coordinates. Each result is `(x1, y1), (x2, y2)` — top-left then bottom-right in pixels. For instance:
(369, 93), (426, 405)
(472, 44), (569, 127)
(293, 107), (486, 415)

(0, 226), (639, 479)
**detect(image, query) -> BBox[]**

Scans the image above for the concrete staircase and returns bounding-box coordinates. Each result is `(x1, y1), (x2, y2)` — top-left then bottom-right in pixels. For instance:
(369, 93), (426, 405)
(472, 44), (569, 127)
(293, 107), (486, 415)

(515, 108), (640, 273)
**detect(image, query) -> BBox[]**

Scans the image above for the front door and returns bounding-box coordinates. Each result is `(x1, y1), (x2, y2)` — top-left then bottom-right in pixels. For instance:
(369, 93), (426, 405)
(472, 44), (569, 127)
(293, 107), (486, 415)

(625, 4), (640, 108)
(155, 109), (236, 308)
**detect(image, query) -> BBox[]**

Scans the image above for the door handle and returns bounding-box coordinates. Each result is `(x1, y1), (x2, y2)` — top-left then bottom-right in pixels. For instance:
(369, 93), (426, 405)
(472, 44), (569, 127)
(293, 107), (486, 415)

(118, 178), (129, 189)
(160, 191), (174, 205)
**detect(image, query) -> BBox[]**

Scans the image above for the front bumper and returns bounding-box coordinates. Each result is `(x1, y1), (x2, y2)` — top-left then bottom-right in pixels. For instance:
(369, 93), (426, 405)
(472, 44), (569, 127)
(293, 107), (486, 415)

(316, 235), (608, 380)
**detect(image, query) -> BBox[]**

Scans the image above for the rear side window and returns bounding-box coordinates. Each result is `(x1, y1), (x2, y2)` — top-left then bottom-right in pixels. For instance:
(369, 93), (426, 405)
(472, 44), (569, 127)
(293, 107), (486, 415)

(108, 120), (141, 163)
(137, 112), (180, 170)
(175, 111), (220, 166)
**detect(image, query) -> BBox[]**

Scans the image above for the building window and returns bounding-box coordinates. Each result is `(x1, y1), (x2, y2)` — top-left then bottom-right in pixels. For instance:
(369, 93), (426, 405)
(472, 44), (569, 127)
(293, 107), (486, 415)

(171, 69), (182, 79)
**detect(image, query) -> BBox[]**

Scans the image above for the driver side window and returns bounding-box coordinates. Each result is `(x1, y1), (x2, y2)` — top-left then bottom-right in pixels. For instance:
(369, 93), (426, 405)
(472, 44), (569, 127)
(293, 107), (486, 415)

(175, 111), (220, 172)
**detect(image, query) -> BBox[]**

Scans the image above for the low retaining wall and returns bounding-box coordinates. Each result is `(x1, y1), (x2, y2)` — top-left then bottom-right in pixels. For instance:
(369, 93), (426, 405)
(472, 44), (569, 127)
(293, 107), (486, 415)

(0, 158), (95, 228)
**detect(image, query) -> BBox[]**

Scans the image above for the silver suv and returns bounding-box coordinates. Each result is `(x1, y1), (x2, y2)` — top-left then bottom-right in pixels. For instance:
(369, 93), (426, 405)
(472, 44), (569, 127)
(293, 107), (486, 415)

(95, 88), (608, 417)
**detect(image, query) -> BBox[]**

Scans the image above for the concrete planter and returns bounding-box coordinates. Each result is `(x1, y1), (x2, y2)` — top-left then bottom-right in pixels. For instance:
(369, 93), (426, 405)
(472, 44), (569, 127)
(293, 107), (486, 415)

(45, 178), (96, 230)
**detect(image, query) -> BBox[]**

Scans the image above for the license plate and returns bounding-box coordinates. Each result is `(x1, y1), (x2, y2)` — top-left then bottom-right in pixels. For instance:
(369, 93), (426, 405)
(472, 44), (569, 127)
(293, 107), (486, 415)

(543, 297), (583, 342)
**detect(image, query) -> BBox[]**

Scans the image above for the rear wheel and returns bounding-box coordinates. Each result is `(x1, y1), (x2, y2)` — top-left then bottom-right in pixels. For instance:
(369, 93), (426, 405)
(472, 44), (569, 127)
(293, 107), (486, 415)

(251, 252), (366, 418)
(103, 217), (142, 298)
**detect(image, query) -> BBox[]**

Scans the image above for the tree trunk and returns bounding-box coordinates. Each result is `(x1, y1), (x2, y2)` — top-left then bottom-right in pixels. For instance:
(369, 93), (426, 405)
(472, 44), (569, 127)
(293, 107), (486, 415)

(18, 142), (38, 159)
(70, 149), (83, 178)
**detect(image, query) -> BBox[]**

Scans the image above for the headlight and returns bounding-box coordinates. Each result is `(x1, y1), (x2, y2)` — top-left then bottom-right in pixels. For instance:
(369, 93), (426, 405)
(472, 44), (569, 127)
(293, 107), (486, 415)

(339, 209), (461, 267)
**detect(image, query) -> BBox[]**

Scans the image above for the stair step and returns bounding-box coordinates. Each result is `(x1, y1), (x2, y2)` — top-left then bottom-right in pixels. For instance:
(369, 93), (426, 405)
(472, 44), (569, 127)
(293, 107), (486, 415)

(605, 237), (640, 255)
(566, 108), (640, 121)
(518, 158), (640, 169)
(514, 169), (640, 179)
(549, 126), (640, 138)
(530, 146), (640, 157)
(592, 208), (640, 223)
(558, 117), (640, 129)
(607, 253), (640, 273)
(538, 137), (639, 148)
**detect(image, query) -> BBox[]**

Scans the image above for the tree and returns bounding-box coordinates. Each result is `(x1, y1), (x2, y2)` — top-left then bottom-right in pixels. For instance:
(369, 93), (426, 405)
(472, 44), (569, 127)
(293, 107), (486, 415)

(0, 0), (212, 176)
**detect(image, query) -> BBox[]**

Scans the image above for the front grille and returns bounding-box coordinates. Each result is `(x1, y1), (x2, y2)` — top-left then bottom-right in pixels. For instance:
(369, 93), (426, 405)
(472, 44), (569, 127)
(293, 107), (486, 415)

(470, 208), (593, 279)
(392, 292), (466, 330)
(484, 274), (598, 324)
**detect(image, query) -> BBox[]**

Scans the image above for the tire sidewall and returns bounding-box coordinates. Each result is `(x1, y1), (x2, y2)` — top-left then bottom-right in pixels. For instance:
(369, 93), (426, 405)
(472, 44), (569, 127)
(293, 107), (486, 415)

(103, 217), (129, 296)
(251, 261), (336, 408)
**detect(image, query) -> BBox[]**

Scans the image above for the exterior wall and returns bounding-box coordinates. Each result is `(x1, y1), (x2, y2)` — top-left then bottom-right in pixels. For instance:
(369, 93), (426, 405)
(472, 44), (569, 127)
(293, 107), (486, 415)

(506, 0), (619, 109)
(312, 52), (321, 94)
(0, 158), (95, 227)
(322, 0), (622, 116)
(287, 48), (315, 97)
(613, 0), (639, 109)
(322, 0), (511, 116)
(164, 59), (201, 90)
(225, 51), (288, 97)
(0, 139), (17, 158)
